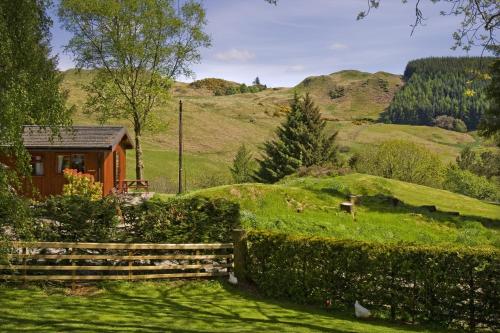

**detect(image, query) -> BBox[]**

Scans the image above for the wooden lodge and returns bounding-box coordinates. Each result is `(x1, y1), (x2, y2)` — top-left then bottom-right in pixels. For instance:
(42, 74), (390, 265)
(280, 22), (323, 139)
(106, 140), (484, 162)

(1, 125), (133, 197)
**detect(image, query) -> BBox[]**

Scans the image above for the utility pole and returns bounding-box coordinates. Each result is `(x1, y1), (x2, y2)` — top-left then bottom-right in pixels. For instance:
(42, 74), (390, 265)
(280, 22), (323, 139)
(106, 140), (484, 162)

(178, 100), (183, 194)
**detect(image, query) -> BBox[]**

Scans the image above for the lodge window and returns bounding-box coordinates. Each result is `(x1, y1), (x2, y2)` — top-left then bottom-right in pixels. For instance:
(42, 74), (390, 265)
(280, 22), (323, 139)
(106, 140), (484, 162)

(57, 154), (85, 173)
(31, 155), (44, 176)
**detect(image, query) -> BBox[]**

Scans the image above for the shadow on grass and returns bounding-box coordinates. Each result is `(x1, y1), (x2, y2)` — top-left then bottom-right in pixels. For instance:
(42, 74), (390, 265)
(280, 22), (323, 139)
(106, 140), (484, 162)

(216, 282), (456, 333)
(318, 187), (499, 229)
(0, 280), (458, 333)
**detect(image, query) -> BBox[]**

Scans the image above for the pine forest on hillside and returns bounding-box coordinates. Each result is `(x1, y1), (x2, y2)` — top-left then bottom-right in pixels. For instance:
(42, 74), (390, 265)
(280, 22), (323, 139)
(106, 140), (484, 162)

(383, 57), (496, 131)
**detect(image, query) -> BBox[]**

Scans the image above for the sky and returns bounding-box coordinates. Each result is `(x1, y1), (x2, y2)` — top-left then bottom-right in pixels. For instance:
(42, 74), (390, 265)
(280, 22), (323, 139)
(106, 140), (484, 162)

(49, 0), (484, 87)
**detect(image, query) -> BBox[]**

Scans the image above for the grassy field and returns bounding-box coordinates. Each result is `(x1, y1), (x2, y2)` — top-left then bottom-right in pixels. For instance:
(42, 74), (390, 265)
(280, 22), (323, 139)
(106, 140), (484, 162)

(0, 280), (454, 333)
(62, 69), (489, 191)
(159, 174), (499, 248)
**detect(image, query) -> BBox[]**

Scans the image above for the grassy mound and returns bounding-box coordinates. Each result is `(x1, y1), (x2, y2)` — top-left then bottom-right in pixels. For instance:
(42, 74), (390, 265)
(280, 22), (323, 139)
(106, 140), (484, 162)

(161, 174), (499, 248)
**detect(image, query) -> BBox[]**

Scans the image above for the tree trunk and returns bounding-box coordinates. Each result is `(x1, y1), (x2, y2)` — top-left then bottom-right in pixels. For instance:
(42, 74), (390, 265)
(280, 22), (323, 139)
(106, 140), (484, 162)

(134, 128), (144, 181)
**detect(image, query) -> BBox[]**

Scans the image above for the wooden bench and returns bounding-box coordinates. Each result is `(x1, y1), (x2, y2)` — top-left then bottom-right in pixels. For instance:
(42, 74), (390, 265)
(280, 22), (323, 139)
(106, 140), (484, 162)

(121, 179), (149, 193)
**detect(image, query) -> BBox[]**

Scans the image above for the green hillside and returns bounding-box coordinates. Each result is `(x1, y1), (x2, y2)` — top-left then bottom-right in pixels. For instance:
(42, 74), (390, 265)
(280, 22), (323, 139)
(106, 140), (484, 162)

(384, 57), (495, 130)
(295, 70), (403, 120)
(61, 69), (487, 192)
(162, 173), (499, 248)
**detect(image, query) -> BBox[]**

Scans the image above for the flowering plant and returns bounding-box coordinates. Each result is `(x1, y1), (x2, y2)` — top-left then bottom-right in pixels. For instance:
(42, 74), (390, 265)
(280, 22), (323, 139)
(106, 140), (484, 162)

(62, 169), (103, 200)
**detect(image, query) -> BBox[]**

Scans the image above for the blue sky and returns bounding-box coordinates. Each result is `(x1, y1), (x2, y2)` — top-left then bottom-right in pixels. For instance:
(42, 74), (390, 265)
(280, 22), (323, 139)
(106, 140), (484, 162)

(49, 0), (483, 87)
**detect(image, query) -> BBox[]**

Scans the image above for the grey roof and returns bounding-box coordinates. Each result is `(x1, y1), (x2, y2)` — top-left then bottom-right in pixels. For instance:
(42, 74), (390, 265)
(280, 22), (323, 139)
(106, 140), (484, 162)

(22, 126), (133, 150)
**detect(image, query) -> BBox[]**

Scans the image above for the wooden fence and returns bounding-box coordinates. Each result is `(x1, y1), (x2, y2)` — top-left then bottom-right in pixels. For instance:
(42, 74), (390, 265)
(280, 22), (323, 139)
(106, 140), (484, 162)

(0, 241), (234, 281)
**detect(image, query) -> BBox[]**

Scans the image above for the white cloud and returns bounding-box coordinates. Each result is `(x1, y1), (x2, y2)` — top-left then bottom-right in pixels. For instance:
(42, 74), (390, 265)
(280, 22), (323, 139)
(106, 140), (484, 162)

(215, 49), (256, 62)
(287, 65), (306, 72)
(329, 43), (348, 50)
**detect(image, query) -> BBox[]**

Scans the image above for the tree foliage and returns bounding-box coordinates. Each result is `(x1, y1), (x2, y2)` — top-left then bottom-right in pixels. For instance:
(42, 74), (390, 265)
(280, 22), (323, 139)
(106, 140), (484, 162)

(352, 140), (444, 187)
(457, 146), (500, 180)
(443, 165), (499, 201)
(479, 59), (500, 145)
(59, 0), (211, 180)
(230, 144), (255, 184)
(0, 0), (71, 174)
(382, 57), (495, 130)
(190, 78), (266, 96)
(255, 93), (338, 183)
(0, 170), (33, 243)
(357, 0), (499, 54)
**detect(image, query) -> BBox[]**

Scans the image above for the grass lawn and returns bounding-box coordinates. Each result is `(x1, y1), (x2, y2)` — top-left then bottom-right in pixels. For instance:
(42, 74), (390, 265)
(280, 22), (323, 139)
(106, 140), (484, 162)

(0, 280), (452, 333)
(126, 148), (232, 193)
(158, 174), (499, 248)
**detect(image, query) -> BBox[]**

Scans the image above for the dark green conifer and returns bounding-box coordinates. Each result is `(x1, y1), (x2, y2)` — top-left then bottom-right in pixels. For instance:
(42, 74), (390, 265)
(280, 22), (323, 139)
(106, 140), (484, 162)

(255, 93), (338, 183)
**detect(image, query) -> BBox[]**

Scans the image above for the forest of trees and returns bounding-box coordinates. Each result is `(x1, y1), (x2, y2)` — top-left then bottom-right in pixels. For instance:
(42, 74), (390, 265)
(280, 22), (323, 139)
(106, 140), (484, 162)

(382, 57), (496, 131)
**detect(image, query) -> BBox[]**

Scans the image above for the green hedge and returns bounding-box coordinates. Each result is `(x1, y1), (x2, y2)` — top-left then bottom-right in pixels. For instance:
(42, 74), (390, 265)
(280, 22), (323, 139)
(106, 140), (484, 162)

(246, 231), (499, 331)
(121, 196), (240, 243)
(33, 195), (121, 242)
(32, 195), (240, 243)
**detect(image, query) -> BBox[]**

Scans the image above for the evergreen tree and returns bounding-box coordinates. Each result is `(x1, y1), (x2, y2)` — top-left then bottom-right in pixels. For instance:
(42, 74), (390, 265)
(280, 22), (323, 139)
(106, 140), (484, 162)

(253, 77), (261, 85)
(230, 144), (255, 183)
(382, 57), (495, 130)
(255, 93), (338, 183)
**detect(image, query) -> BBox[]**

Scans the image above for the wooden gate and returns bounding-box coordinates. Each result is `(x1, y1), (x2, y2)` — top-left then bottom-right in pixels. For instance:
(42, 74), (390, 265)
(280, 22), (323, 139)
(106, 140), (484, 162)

(0, 241), (233, 281)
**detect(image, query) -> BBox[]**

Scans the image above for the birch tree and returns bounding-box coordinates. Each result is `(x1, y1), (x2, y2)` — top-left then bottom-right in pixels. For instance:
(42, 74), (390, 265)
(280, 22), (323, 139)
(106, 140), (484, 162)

(59, 0), (210, 180)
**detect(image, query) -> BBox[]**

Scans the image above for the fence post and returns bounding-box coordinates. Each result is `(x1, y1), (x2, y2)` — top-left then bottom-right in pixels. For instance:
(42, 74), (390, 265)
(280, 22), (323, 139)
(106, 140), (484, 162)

(232, 229), (247, 282)
(22, 247), (27, 284)
(70, 248), (76, 290)
(128, 250), (133, 281)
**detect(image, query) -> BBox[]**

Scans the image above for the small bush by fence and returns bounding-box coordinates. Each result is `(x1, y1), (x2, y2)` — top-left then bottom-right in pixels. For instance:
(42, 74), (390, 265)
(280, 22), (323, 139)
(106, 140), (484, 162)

(245, 231), (499, 331)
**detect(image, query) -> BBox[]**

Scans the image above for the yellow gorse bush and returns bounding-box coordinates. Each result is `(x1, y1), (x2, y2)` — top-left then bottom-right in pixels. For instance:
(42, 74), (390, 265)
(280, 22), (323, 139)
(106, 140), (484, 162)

(62, 169), (103, 200)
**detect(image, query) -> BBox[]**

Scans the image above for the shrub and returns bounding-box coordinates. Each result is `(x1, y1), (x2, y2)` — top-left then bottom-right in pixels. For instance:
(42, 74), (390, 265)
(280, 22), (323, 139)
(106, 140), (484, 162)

(457, 146), (500, 179)
(329, 86), (345, 99)
(121, 196), (240, 243)
(34, 195), (121, 242)
(189, 78), (265, 96)
(443, 165), (499, 201)
(352, 140), (444, 187)
(246, 231), (499, 331)
(433, 115), (468, 132)
(62, 169), (103, 200)
(0, 169), (33, 242)
(230, 144), (256, 183)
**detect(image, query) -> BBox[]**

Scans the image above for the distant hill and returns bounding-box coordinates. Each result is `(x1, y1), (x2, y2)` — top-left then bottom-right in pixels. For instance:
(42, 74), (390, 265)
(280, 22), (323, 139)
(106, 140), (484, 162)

(61, 68), (485, 192)
(383, 57), (496, 131)
(295, 70), (402, 120)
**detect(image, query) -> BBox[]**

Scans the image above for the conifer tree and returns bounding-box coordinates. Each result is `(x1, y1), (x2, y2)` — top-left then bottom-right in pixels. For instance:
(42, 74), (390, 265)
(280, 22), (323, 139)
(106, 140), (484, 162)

(255, 93), (338, 183)
(230, 144), (255, 183)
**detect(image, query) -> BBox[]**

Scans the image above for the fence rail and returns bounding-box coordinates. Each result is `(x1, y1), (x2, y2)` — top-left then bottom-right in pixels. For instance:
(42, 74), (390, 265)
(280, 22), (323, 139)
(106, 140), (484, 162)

(1, 241), (234, 282)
